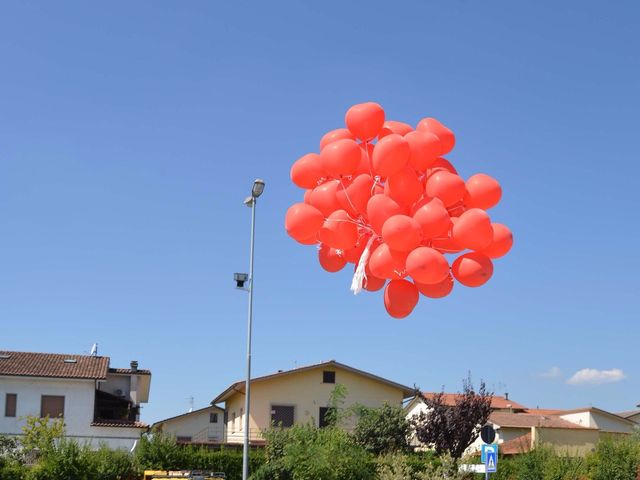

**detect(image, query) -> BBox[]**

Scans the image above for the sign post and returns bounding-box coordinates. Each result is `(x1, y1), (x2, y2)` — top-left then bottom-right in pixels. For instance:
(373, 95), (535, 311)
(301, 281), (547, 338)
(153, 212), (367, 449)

(480, 425), (498, 479)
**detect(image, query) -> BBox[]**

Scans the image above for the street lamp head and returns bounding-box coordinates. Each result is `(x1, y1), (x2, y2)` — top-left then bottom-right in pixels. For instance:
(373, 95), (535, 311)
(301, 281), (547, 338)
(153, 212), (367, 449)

(252, 179), (265, 198)
(234, 272), (249, 289)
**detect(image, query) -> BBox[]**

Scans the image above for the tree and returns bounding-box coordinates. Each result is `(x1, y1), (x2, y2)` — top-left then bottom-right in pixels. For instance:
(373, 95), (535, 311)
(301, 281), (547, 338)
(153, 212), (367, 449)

(20, 415), (65, 455)
(411, 374), (492, 459)
(353, 403), (411, 455)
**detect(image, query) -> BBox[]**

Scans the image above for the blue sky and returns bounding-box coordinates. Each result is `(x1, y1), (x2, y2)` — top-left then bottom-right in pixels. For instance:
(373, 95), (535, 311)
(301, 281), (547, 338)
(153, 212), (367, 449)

(1, 1), (638, 423)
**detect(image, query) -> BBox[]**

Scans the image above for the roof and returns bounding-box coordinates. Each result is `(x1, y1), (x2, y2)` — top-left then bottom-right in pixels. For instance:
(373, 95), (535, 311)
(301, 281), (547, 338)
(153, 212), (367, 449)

(421, 393), (527, 410)
(489, 411), (595, 430)
(91, 420), (149, 429)
(0, 351), (110, 380)
(501, 432), (533, 455)
(523, 408), (566, 415)
(617, 410), (640, 420)
(211, 360), (415, 405)
(153, 405), (225, 427)
(109, 368), (152, 376)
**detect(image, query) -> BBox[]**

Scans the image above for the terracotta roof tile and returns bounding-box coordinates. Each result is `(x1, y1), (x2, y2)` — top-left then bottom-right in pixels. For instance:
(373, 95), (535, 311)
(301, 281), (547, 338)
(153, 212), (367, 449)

(0, 351), (109, 380)
(422, 393), (527, 410)
(501, 432), (532, 455)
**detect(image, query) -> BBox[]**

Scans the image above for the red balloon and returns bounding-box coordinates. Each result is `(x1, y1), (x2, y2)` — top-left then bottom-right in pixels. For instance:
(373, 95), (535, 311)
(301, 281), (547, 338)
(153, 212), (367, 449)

(372, 134), (410, 178)
(319, 209), (359, 250)
(354, 261), (386, 291)
(368, 243), (408, 279)
(464, 173), (502, 210)
(416, 273), (454, 298)
(303, 189), (313, 204)
(366, 194), (404, 234)
(379, 120), (413, 139)
(406, 247), (450, 284)
(480, 223), (513, 258)
(309, 180), (341, 217)
(364, 274), (386, 291)
(452, 252), (494, 287)
(413, 197), (451, 239)
(416, 118), (455, 155)
(342, 235), (372, 264)
(405, 130), (440, 171)
(425, 171), (466, 207)
(285, 203), (325, 242)
(356, 143), (374, 175)
(318, 244), (347, 272)
(384, 279), (420, 319)
(385, 167), (423, 206)
(298, 233), (319, 245)
(337, 173), (374, 218)
(320, 139), (361, 178)
(320, 128), (355, 150)
(431, 235), (463, 254)
(290, 153), (325, 189)
(452, 208), (494, 251)
(381, 215), (423, 252)
(345, 102), (385, 141)
(430, 157), (458, 175)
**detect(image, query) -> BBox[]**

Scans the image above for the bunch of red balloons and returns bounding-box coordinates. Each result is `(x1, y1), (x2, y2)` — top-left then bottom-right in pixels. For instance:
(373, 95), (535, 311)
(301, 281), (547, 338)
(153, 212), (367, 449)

(285, 102), (513, 319)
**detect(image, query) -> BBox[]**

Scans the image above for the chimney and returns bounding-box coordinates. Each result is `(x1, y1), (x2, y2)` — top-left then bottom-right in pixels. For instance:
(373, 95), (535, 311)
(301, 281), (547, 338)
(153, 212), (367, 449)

(505, 392), (509, 400)
(130, 360), (138, 372)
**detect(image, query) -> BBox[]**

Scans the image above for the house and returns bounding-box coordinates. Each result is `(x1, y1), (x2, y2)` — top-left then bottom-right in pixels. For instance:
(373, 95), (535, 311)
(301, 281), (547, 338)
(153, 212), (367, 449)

(211, 360), (414, 444)
(405, 392), (528, 449)
(405, 393), (637, 456)
(0, 350), (151, 450)
(617, 409), (640, 425)
(152, 405), (225, 444)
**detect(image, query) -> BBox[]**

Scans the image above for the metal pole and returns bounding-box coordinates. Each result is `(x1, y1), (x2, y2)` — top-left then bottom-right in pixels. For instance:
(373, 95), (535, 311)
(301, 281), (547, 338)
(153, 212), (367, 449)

(242, 197), (256, 480)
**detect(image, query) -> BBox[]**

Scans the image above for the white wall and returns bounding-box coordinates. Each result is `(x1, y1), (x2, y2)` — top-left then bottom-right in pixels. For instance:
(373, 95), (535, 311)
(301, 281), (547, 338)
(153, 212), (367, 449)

(560, 411), (634, 434)
(157, 407), (224, 442)
(0, 375), (144, 450)
(99, 374), (131, 399)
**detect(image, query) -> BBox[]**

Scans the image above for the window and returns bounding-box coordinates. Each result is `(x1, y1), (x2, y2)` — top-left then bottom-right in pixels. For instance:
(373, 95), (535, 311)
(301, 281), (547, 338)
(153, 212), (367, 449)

(323, 370), (336, 384)
(41, 395), (65, 418)
(209, 412), (218, 423)
(5, 394), (16, 417)
(232, 411), (236, 432)
(240, 408), (243, 431)
(319, 407), (336, 428)
(271, 405), (294, 428)
(176, 436), (192, 443)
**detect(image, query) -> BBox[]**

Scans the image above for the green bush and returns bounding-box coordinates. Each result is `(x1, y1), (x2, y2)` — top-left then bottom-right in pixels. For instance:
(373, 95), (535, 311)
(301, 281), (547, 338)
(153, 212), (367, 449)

(587, 435), (640, 480)
(353, 403), (411, 455)
(28, 439), (94, 480)
(254, 424), (375, 480)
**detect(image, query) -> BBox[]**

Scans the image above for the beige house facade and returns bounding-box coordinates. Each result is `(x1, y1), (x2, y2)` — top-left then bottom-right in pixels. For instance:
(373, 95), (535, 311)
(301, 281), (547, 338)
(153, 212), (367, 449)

(152, 405), (225, 444)
(211, 360), (414, 444)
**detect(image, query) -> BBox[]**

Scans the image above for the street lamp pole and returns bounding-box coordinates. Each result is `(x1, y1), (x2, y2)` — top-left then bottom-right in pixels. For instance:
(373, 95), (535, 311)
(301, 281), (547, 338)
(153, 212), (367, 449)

(241, 179), (264, 480)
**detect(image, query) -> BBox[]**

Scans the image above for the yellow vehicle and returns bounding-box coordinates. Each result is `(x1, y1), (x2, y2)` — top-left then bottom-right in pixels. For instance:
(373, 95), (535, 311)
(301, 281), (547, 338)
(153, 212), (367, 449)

(143, 471), (225, 480)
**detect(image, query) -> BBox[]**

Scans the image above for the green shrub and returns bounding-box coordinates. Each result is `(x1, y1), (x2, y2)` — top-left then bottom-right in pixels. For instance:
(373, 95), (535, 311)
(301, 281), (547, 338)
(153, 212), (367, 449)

(587, 435), (640, 480)
(135, 431), (188, 470)
(91, 445), (138, 480)
(353, 403), (411, 455)
(28, 439), (95, 480)
(254, 424), (374, 480)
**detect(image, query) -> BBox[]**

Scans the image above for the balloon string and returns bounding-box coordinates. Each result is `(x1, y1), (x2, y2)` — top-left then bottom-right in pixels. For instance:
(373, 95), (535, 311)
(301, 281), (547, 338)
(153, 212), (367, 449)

(339, 179), (360, 218)
(329, 218), (375, 235)
(350, 235), (376, 295)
